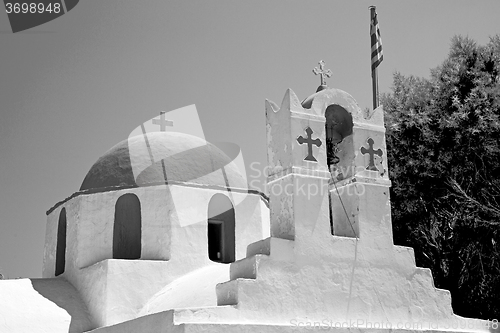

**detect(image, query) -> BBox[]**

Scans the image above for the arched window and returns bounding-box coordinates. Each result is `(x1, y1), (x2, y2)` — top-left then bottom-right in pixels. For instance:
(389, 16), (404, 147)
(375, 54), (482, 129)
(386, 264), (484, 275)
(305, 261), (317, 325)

(55, 208), (67, 276)
(325, 104), (354, 235)
(113, 193), (141, 259)
(207, 194), (235, 263)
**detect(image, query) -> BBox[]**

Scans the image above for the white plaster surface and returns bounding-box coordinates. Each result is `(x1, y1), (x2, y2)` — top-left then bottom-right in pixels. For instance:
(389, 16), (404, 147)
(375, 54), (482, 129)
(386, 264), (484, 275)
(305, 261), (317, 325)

(0, 278), (93, 333)
(43, 178), (268, 328)
(44, 185), (268, 277)
(88, 308), (494, 333)
(139, 264), (230, 316)
(266, 89), (328, 178)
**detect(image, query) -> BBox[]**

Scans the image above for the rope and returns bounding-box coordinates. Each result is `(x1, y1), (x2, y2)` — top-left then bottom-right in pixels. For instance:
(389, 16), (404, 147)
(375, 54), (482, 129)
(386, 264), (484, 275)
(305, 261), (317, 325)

(332, 171), (359, 239)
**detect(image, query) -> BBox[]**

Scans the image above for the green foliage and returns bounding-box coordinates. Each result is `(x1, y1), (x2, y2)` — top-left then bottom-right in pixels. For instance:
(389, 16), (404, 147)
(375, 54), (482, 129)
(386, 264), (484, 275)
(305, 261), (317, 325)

(382, 35), (500, 320)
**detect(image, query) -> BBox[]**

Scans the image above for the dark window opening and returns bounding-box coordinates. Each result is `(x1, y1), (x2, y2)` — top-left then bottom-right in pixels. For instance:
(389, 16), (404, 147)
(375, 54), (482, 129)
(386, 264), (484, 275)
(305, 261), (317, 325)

(113, 193), (141, 259)
(208, 220), (224, 261)
(55, 208), (67, 276)
(207, 194), (235, 263)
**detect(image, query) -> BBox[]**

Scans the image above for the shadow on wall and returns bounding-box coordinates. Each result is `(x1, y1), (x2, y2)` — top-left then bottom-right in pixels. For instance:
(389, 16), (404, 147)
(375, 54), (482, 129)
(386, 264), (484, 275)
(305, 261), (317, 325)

(31, 278), (95, 333)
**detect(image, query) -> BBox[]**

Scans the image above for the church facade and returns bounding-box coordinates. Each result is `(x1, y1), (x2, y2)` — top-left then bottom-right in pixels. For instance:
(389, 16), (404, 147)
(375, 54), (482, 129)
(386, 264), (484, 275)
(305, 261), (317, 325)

(0, 82), (492, 333)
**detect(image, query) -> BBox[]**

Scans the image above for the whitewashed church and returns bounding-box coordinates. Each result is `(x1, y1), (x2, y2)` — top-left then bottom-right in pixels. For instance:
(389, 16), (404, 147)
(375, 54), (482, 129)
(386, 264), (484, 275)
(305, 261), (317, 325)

(0, 68), (491, 332)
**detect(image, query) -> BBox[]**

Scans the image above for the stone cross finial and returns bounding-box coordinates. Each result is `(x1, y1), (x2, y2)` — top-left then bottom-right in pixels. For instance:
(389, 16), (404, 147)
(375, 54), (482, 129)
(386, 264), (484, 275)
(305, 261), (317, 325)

(297, 127), (322, 162)
(360, 138), (383, 171)
(152, 111), (174, 131)
(312, 60), (332, 87)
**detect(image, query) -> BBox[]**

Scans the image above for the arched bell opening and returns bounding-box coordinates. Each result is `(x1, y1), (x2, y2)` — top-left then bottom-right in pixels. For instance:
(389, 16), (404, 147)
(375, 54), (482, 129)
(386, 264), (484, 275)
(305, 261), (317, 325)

(325, 104), (354, 235)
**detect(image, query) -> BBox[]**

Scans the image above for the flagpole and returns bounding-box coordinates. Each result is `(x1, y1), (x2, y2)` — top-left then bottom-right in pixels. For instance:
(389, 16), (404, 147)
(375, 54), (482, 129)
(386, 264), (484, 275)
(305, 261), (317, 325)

(370, 6), (379, 110)
(372, 64), (379, 110)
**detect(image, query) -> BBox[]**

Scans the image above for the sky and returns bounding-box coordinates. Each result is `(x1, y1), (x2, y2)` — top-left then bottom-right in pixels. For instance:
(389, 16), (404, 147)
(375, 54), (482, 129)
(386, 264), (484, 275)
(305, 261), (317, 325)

(0, 0), (499, 279)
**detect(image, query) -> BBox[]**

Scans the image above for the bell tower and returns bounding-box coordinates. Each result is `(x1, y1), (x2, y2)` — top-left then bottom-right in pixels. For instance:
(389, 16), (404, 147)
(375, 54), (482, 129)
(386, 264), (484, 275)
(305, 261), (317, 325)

(265, 59), (393, 247)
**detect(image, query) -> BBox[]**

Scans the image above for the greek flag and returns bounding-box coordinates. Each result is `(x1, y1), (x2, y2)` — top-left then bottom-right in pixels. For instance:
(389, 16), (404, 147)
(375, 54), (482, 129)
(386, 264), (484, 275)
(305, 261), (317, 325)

(370, 7), (383, 71)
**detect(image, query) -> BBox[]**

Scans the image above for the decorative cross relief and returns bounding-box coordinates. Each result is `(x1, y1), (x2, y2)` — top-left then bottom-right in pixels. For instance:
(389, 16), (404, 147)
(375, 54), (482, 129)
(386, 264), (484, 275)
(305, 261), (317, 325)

(152, 111), (174, 131)
(360, 138), (383, 171)
(297, 127), (322, 162)
(312, 60), (332, 87)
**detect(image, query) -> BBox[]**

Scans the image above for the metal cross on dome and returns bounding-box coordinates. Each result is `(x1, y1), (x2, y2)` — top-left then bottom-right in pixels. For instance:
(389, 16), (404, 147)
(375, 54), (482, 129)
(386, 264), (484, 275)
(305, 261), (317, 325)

(153, 111), (174, 131)
(360, 138), (383, 171)
(297, 127), (322, 162)
(312, 60), (332, 87)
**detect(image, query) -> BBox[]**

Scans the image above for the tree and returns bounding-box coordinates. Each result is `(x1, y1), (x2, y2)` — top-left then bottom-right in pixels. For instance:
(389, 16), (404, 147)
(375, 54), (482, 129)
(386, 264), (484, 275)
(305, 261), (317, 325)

(382, 35), (500, 320)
